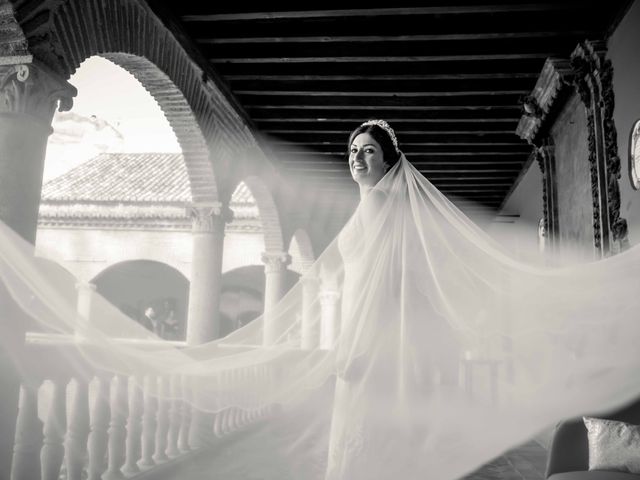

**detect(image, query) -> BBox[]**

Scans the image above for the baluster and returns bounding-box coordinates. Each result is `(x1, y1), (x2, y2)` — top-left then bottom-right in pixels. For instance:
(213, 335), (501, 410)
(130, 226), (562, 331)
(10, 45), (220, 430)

(138, 375), (157, 468)
(11, 383), (42, 480)
(41, 379), (66, 480)
(188, 374), (210, 449)
(103, 375), (128, 480)
(166, 375), (182, 458)
(251, 366), (260, 419)
(65, 378), (90, 480)
(237, 368), (246, 428)
(87, 376), (110, 480)
(230, 408), (239, 433)
(260, 366), (269, 417)
(223, 409), (232, 436)
(122, 376), (143, 476)
(188, 408), (208, 448)
(213, 411), (224, 438)
(153, 376), (170, 463)
(177, 376), (191, 453)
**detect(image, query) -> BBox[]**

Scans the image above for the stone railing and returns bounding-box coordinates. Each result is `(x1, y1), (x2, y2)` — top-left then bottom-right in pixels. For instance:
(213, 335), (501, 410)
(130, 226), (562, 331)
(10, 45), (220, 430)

(10, 332), (275, 480)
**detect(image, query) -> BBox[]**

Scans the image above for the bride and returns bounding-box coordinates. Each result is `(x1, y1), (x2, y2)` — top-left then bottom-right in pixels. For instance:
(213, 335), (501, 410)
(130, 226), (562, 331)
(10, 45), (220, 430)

(2, 119), (640, 480)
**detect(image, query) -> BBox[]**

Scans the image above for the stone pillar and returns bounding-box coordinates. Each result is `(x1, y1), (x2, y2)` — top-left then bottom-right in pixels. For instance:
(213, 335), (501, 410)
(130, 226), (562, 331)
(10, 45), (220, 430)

(0, 62), (76, 242)
(185, 204), (228, 450)
(75, 282), (96, 333)
(319, 290), (341, 350)
(185, 203), (229, 346)
(261, 251), (291, 345)
(0, 60), (75, 480)
(300, 276), (319, 350)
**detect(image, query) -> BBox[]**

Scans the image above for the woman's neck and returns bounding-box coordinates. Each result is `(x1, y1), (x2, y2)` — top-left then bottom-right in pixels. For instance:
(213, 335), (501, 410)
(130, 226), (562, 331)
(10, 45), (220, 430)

(358, 184), (375, 201)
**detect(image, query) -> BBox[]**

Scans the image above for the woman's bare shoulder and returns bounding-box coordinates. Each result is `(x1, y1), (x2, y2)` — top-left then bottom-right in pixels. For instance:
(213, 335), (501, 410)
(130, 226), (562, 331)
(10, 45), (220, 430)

(361, 188), (388, 225)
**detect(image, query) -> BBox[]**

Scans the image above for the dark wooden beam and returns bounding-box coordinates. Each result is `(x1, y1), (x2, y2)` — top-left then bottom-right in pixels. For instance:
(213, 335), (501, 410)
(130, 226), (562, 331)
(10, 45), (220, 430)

(232, 79), (533, 92)
(182, 5), (585, 22)
(284, 166), (521, 173)
(200, 31), (588, 44)
(214, 57), (551, 76)
(274, 150), (527, 156)
(228, 74), (539, 81)
(237, 90), (529, 97)
(258, 117), (519, 123)
(211, 53), (552, 63)
(246, 105), (523, 111)
(270, 142), (527, 147)
(264, 129), (517, 134)
(265, 124), (519, 134)
(267, 130), (519, 136)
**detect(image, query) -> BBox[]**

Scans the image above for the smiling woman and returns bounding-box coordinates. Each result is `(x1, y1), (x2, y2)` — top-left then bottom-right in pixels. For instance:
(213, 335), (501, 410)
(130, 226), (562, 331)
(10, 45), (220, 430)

(347, 120), (401, 199)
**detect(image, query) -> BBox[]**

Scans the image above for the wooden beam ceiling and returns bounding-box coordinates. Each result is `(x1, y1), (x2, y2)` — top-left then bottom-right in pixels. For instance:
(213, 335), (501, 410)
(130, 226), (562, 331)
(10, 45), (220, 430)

(152, 1), (631, 218)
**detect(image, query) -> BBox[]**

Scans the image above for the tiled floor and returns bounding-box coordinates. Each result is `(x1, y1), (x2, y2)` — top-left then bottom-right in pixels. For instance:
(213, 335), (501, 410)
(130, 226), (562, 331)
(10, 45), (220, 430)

(165, 430), (549, 480)
(463, 441), (547, 480)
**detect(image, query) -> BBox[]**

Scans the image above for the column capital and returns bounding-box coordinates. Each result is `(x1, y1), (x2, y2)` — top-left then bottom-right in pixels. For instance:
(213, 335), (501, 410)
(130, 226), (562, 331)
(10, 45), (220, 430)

(188, 202), (233, 233)
(0, 61), (76, 125)
(319, 289), (341, 305)
(261, 251), (291, 274)
(299, 275), (320, 288)
(75, 282), (97, 291)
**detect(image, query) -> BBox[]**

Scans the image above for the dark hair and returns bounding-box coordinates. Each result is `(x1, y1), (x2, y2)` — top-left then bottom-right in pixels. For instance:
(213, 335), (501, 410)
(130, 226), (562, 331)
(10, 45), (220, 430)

(347, 121), (401, 169)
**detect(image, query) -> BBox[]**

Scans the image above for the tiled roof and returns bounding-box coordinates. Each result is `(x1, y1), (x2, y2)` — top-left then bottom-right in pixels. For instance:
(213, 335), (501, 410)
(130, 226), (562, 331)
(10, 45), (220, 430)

(41, 153), (256, 207)
(42, 153), (191, 203)
(39, 153), (259, 225)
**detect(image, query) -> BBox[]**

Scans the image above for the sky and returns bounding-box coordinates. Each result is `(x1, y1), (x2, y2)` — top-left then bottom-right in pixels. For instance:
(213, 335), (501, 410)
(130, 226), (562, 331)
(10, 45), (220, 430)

(44, 56), (180, 181)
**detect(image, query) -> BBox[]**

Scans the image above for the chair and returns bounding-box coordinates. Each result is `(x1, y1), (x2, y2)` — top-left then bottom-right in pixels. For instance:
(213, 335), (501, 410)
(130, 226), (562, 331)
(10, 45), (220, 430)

(546, 397), (640, 480)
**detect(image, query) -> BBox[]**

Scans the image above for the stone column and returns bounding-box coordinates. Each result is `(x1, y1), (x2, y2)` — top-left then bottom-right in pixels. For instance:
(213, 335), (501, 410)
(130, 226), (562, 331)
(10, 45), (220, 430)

(0, 62), (76, 243)
(261, 251), (291, 345)
(185, 203), (229, 346)
(300, 276), (319, 350)
(75, 282), (96, 327)
(0, 60), (75, 480)
(185, 203), (229, 450)
(319, 290), (341, 350)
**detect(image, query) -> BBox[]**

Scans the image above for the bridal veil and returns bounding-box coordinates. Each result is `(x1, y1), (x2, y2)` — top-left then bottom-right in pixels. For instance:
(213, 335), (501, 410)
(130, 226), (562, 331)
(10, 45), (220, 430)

(1, 154), (640, 479)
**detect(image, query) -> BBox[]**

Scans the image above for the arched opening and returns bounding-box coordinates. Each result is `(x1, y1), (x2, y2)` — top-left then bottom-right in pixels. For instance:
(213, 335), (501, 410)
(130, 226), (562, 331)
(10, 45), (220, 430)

(288, 228), (316, 274)
(223, 181), (266, 272)
(218, 265), (301, 337)
(43, 56), (180, 183)
(240, 176), (286, 254)
(219, 265), (265, 337)
(92, 260), (189, 341)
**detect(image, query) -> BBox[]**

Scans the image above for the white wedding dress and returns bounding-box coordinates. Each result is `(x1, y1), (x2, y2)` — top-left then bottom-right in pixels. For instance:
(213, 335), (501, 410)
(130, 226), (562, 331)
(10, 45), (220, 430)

(2, 155), (640, 480)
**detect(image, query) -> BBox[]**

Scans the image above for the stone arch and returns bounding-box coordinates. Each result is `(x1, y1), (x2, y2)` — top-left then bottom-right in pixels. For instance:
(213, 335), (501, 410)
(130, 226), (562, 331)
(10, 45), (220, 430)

(91, 259), (189, 340)
(33, 255), (78, 300)
(236, 176), (286, 254)
(98, 54), (217, 203)
(288, 228), (316, 274)
(90, 251), (191, 283)
(15, 0), (259, 203)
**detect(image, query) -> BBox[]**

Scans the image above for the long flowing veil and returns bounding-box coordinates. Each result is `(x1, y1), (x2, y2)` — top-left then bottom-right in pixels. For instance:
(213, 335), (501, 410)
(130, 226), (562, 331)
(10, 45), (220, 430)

(2, 154), (640, 479)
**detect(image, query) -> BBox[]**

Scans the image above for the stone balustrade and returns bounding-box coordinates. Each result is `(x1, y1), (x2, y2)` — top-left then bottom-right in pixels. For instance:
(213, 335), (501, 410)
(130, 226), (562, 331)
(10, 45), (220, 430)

(9, 333), (276, 480)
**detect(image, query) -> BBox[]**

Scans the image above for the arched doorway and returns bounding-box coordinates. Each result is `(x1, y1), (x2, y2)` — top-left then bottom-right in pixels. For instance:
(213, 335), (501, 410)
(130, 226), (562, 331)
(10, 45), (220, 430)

(92, 260), (189, 341)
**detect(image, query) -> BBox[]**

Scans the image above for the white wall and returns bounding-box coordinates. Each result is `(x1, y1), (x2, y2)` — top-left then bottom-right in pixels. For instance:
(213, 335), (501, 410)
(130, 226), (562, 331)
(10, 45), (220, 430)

(609, 0), (640, 245)
(493, 161), (544, 258)
(36, 226), (267, 282)
(36, 227), (193, 282)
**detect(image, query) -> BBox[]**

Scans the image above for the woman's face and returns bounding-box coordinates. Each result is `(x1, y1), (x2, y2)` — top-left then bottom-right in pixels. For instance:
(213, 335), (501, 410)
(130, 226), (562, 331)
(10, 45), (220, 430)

(349, 133), (388, 186)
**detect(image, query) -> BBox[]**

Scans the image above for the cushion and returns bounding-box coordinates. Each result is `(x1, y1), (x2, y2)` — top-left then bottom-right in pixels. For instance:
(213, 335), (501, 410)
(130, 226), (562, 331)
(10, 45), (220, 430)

(583, 417), (640, 474)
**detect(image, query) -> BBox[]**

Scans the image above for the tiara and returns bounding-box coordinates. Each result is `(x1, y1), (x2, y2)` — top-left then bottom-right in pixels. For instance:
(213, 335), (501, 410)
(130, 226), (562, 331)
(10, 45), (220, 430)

(360, 119), (400, 153)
